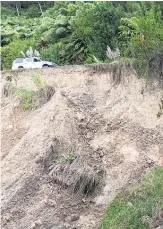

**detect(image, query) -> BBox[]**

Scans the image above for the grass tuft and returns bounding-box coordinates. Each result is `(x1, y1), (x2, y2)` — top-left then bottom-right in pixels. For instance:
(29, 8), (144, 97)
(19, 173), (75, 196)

(100, 167), (163, 229)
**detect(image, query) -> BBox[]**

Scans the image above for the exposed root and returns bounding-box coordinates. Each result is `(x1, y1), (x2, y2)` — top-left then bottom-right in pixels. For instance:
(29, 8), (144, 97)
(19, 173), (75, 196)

(49, 160), (105, 196)
(87, 62), (135, 84)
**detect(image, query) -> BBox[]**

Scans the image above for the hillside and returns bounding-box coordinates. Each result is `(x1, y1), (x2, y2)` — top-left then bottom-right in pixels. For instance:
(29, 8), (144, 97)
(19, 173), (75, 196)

(1, 64), (163, 229)
(1, 1), (163, 70)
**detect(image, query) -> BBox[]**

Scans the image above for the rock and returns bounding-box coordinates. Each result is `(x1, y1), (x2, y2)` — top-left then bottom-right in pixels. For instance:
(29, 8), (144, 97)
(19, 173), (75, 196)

(62, 223), (71, 229)
(31, 220), (42, 229)
(86, 132), (92, 139)
(2, 213), (11, 225)
(76, 112), (85, 122)
(99, 152), (104, 158)
(90, 199), (96, 204)
(147, 158), (153, 165)
(82, 198), (86, 203)
(45, 199), (56, 207)
(70, 214), (80, 222)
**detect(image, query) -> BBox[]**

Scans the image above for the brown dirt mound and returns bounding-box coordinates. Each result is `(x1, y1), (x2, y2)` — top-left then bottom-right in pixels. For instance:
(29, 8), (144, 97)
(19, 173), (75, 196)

(1, 64), (163, 229)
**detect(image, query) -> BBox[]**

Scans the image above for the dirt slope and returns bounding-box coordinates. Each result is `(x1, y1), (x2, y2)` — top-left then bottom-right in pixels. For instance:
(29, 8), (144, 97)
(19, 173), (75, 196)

(1, 64), (163, 229)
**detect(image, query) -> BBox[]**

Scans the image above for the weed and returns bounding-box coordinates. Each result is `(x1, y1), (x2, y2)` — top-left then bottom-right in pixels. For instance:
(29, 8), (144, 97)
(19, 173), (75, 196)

(32, 75), (47, 89)
(156, 112), (162, 119)
(57, 152), (76, 164)
(17, 76), (49, 110)
(17, 88), (36, 110)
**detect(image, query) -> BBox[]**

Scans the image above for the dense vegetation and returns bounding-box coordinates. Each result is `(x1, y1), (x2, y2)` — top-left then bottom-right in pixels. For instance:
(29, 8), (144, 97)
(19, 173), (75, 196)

(1, 1), (163, 70)
(101, 166), (163, 229)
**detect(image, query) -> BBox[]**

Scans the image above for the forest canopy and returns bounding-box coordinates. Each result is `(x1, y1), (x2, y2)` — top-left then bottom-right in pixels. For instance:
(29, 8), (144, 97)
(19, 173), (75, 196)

(1, 1), (163, 71)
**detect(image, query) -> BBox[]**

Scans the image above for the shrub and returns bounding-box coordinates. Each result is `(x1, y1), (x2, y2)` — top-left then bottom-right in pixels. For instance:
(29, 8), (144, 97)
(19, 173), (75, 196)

(17, 88), (35, 110)
(1, 39), (36, 70)
(17, 75), (53, 110)
(40, 43), (61, 64)
(119, 5), (163, 77)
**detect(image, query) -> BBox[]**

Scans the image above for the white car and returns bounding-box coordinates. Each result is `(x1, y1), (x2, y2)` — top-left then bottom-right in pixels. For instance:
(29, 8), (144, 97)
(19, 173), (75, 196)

(12, 57), (57, 70)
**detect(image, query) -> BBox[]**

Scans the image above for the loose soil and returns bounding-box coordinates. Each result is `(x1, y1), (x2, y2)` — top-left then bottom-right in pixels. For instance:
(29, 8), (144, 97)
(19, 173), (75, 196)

(1, 64), (163, 229)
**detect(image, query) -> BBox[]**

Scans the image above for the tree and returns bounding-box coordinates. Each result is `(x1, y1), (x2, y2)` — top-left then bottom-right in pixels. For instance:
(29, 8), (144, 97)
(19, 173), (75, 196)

(72, 2), (124, 60)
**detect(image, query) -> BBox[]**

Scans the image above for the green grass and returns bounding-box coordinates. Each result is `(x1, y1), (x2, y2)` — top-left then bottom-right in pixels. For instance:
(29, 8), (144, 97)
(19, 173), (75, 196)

(100, 167), (163, 229)
(57, 152), (76, 164)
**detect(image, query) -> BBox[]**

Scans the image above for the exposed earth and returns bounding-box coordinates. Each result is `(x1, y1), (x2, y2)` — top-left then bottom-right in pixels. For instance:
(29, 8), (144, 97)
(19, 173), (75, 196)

(1, 63), (163, 229)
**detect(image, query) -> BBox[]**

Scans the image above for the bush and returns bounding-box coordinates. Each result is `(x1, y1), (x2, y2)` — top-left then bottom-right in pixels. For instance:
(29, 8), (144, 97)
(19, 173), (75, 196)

(16, 75), (52, 110)
(40, 43), (62, 64)
(119, 5), (163, 77)
(17, 88), (35, 110)
(1, 39), (36, 70)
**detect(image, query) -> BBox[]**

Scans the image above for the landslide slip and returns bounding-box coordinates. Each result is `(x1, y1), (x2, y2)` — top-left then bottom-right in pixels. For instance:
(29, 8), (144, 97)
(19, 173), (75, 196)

(1, 64), (163, 229)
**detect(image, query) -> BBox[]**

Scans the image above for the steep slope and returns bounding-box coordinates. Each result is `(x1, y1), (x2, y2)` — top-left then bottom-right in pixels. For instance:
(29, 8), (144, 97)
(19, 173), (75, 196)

(1, 64), (163, 229)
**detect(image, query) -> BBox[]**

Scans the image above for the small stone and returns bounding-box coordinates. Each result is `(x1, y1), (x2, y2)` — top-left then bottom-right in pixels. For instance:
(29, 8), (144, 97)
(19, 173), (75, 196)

(31, 220), (42, 229)
(46, 199), (56, 207)
(86, 133), (92, 139)
(2, 213), (11, 225)
(76, 113), (85, 122)
(62, 223), (70, 229)
(90, 199), (96, 204)
(147, 159), (153, 164)
(70, 214), (80, 222)
(99, 152), (104, 157)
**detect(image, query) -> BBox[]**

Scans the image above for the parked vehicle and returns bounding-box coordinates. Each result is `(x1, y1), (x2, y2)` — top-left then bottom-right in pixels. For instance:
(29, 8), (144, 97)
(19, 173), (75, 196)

(12, 57), (58, 70)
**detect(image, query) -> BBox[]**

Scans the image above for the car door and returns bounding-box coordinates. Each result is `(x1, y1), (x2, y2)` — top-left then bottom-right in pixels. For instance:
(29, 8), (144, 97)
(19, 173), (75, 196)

(24, 58), (34, 69)
(33, 58), (42, 69)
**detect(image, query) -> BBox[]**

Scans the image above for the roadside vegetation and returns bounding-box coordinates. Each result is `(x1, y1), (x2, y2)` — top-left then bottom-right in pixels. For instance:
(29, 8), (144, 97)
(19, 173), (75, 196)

(1, 1), (163, 76)
(101, 166), (163, 229)
(17, 75), (54, 109)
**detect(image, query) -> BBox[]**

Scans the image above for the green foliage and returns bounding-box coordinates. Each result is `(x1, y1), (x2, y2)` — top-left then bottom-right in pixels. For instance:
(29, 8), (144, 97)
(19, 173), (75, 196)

(17, 75), (46, 110)
(17, 88), (35, 110)
(119, 5), (163, 77)
(32, 75), (43, 88)
(40, 43), (63, 64)
(72, 2), (124, 60)
(1, 6), (16, 19)
(1, 39), (36, 70)
(101, 167), (163, 229)
(57, 153), (76, 164)
(1, 2), (163, 70)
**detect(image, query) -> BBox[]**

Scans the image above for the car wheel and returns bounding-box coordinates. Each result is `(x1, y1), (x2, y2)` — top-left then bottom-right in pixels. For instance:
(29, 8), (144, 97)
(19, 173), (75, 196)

(18, 66), (24, 69)
(42, 65), (49, 68)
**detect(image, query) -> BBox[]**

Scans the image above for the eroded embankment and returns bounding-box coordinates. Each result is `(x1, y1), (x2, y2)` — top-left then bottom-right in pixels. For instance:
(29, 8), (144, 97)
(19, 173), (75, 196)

(1, 63), (163, 229)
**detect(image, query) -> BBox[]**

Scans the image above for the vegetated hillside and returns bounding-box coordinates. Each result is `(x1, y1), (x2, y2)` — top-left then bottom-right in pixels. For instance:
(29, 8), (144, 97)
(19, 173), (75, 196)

(1, 1), (163, 71)
(1, 63), (163, 229)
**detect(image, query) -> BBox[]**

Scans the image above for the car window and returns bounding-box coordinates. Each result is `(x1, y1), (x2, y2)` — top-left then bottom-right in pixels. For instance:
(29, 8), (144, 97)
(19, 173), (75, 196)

(34, 58), (40, 62)
(26, 58), (33, 62)
(15, 58), (23, 63)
